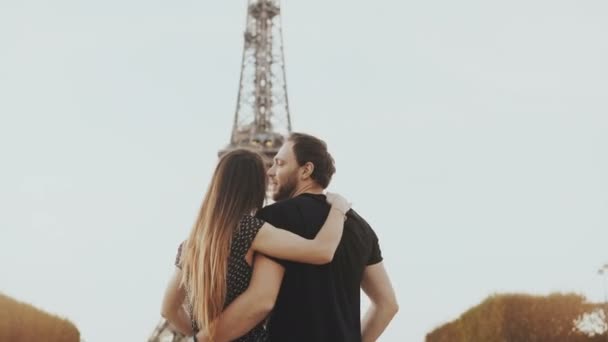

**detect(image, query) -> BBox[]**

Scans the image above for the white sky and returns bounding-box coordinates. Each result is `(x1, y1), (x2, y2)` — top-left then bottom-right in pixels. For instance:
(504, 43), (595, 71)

(1, 1), (607, 341)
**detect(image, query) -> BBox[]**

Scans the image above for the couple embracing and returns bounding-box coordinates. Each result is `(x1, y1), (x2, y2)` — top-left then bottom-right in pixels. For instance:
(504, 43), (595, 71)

(161, 133), (398, 342)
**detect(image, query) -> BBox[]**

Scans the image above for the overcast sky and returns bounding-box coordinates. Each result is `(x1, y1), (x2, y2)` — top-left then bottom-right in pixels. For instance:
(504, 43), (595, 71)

(1, 1), (607, 341)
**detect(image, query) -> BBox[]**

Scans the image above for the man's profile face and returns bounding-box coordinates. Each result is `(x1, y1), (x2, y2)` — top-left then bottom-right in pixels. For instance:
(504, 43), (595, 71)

(267, 141), (300, 201)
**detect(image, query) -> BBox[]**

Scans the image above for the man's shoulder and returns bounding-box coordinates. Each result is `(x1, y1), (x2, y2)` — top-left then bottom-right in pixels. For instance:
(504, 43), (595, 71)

(345, 209), (383, 265)
(346, 209), (371, 228)
(258, 197), (300, 214)
(257, 194), (327, 230)
(345, 209), (378, 238)
(256, 197), (301, 225)
(259, 194), (322, 215)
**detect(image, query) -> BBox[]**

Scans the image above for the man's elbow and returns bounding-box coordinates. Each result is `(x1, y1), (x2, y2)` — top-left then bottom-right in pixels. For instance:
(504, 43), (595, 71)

(373, 297), (399, 317)
(254, 294), (277, 317)
(259, 297), (276, 315)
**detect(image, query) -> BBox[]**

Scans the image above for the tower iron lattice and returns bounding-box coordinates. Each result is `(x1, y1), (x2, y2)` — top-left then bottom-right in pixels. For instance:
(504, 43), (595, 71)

(218, 0), (292, 163)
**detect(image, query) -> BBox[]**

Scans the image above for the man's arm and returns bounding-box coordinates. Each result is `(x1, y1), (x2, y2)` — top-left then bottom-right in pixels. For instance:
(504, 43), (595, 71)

(361, 262), (399, 342)
(196, 254), (285, 342)
(160, 268), (194, 336)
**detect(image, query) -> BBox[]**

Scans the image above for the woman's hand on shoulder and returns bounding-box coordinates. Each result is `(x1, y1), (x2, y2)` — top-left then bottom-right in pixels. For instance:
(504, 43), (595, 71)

(325, 192), (351, 215)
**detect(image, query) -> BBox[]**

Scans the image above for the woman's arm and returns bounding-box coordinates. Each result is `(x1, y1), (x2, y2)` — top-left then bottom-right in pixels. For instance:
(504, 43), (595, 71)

(160, 268), (194, 336)
(251, 192), (350, 265)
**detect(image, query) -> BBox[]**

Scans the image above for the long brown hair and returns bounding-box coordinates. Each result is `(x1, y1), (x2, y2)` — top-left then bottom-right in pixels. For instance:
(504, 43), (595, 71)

(180, 149), (267, 340)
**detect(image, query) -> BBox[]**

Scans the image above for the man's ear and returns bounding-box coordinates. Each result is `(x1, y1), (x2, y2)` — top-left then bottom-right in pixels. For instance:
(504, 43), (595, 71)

(300, 162), (314, 180)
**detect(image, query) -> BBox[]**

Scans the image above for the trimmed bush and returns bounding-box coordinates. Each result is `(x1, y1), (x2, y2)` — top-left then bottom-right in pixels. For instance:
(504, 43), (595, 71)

(0, 293), (80, 342)
(426, 293), (607, 342)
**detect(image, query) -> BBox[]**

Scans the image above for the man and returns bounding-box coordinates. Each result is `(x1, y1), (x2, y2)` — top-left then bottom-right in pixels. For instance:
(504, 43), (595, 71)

(198, 133), (398, 342)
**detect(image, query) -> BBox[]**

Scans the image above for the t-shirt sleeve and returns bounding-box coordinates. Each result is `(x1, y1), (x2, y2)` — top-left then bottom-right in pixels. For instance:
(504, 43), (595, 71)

(174, 241), (184, 269)
(367, 230), (384, 266)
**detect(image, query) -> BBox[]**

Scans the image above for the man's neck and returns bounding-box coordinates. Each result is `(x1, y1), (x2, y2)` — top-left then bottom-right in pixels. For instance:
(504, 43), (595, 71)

(291, 182), (324, 198)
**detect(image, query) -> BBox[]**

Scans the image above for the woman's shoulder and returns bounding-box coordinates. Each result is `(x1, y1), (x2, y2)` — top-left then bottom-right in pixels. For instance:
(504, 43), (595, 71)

(231, 215), (265, 253)
(239, 214), (265, 231)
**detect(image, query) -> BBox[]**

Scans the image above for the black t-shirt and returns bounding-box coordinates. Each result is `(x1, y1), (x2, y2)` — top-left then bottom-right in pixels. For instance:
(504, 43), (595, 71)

(255, 193), (383, 342)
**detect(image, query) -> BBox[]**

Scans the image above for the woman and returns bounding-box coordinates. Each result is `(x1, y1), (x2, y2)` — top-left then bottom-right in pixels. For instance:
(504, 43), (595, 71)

(161, 149), (350, 342)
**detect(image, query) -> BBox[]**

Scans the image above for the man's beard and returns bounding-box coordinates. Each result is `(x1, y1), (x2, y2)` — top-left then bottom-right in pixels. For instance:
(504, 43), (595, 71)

(272, 173), (298, 202)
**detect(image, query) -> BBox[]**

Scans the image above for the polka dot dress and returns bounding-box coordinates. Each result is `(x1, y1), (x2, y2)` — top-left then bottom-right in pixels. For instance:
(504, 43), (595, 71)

(176, 214), (268, 342)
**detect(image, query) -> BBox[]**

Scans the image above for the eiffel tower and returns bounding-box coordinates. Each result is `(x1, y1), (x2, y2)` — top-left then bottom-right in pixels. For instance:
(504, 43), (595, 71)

(219, 0), (292, 162)
(148, 1), (291, 340)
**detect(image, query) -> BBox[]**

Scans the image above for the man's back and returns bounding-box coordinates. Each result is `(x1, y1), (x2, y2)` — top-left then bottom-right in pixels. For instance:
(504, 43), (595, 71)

(256, 193), (383, 342)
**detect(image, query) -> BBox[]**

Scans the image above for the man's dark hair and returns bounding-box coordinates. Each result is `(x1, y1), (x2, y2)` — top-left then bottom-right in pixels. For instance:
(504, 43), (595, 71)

(288, 133), (336, 189)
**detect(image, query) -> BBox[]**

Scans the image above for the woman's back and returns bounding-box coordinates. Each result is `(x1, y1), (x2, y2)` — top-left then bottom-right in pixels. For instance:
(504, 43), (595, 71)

(176, 215), (267, 342)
